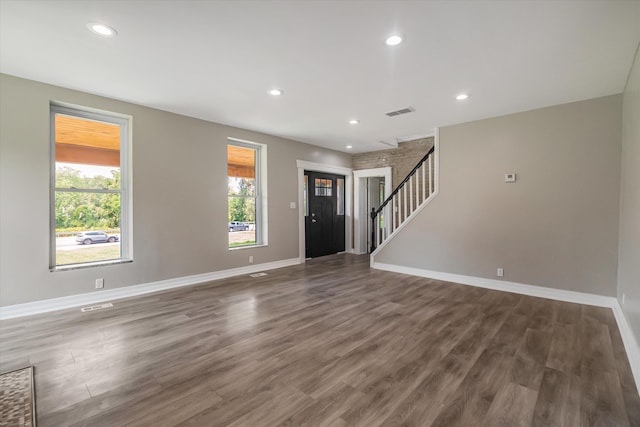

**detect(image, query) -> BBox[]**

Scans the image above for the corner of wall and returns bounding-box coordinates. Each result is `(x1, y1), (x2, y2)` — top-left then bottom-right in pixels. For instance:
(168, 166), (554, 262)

(617, 40), (640, 349)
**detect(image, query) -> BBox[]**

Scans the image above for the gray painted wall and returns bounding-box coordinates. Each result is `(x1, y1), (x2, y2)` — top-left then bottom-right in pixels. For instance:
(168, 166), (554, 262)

(376, 95), (623, 296)
(619, 47), (640, 340)
(0, 74), (351, 306)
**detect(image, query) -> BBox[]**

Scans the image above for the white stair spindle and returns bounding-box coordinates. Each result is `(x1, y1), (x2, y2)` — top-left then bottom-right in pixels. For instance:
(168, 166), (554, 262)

(392, 196), (397, 232)
(390, 198), (394, 233)
(409, 177), (413, 215)
(385, 204), (390, 239)
(403, 185), (407, 223)
(422, 163), (426, 203)
(415, 172), (419, 209)
(429, 155), (433, 195)
(375, 150), (436, 248)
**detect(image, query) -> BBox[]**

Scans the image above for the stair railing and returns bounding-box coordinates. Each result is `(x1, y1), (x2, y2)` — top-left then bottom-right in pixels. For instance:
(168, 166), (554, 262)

(370, 145), (435, 252)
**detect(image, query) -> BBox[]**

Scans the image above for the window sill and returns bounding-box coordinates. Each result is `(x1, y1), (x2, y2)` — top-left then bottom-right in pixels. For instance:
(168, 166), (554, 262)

(51, 258), (133, 272)
(228, 244), (267, 251)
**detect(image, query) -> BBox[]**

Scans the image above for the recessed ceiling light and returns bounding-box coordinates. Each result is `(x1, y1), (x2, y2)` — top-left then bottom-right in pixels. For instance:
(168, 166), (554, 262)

(349, 119), (360, 125)
(346, 145), (353, 149)
(87, 23), (117, 37)
(456, 93), (469, 100)
(268, 89), (283, 96)
(385, 35), (403, 46)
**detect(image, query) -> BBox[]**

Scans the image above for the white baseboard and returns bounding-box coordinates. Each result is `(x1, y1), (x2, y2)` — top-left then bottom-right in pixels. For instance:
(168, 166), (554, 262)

(372, 261), (640, 394)
(611, 303), (640, 395)
(0, 258), (301, 320)
(373, 262), (616, 306)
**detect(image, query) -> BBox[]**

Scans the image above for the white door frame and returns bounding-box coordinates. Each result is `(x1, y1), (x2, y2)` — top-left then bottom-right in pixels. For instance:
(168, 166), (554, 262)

(353, 167), (392, 255)
(296, 160), (353, 263)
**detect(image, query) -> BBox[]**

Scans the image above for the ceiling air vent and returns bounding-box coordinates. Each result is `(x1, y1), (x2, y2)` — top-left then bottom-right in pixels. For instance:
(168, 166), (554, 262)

(378, 140), (397, 147)
(385, 107), (415, 117)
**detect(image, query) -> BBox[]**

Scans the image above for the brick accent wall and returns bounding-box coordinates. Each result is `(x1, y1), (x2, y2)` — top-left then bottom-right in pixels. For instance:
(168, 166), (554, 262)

(352, 137), (434, 190)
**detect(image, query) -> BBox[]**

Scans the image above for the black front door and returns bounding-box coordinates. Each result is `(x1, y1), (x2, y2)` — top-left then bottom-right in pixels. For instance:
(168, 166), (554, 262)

(305, 171), (345, 258)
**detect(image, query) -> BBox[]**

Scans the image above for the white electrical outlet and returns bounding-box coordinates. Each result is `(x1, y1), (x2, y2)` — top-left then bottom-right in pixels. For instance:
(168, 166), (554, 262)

(95, 278), (104, 289)
(249, 255), (254, 264)
(497, 268), (504, 277)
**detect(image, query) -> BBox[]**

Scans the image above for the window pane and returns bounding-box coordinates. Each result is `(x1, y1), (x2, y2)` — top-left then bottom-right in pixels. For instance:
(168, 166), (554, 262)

(228, 177), (256, 197)
(227, 145), (256, 180)
(55, 192), (121, 265)
(228, 141), (262, 248)
(304, 175), (309, 216)
(54, 114), (121, 189)
(51, 105), (129, 269)
(337, 178), (344, 215)
(55, 163), (120, 190)
(228, 196), (256, 247)
(315, 178), (332, 196)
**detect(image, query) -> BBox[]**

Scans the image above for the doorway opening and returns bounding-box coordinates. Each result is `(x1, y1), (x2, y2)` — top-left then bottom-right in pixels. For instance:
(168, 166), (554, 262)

(296, 160), (353, 262)
(304, 171), (346, 258)
(366, 177), (385, 251)
(353, 167), (392, 254)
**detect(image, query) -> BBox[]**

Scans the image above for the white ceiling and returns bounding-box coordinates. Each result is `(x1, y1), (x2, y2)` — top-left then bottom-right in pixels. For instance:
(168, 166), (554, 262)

(1, 1), (639, 153)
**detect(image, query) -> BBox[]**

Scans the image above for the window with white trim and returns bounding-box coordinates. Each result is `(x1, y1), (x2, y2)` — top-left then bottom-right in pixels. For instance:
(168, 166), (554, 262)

(50, 103), (131, 269)
(227, 139), (265, 248)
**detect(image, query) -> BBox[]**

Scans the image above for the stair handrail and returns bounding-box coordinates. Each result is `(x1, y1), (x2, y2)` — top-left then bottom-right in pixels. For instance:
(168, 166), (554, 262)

(370, 145), (435, 252)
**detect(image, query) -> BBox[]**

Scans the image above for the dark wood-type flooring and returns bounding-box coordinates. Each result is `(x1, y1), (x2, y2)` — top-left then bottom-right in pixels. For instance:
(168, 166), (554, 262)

(1, 254), (639, 426)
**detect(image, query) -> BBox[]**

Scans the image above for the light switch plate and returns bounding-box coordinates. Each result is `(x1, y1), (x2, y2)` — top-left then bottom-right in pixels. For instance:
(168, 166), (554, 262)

(505, 173), (516, 183)
(290, 202), (296, 209)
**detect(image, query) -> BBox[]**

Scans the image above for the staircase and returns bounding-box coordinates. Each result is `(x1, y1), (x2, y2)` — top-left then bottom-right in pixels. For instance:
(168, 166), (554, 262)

(370, 145), (436, 253)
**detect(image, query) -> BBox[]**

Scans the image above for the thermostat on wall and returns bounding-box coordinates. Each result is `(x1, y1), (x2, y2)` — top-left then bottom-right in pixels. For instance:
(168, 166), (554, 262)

(505, 173), (516, 183)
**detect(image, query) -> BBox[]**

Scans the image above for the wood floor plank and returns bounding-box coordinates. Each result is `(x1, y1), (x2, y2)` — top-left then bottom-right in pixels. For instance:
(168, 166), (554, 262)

(487, 312), (530, 356)
(39, 375), (163, 427)
(429, 349), (508, 427)
(122, 388), (222, 427)
(0, 253), (637, 426)
(532, 367), (580, 427)
(225, 385), (314, 427)
(483, 382), (538, 427)
(331, 354), (433, 427)
(179, 382), (279, 426)
(378, 352), (474, 426)
(580, 369), (631, 427)
(580, 309), (632, 427)
(515, 297), (558, 333)
(581, 315), (618, 376)
(607, 314), (640, 427)
(555, 301), (582, 325)
(507, 328), (552, 391)
(71, 375), (222, 427)
(276, 382), (366, 427)
(546, 322), (581, 376)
